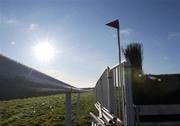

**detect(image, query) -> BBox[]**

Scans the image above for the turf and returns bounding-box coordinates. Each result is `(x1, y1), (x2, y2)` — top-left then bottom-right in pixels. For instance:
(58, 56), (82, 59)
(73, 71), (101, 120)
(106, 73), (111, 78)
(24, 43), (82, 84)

(0, 92), (97, 126)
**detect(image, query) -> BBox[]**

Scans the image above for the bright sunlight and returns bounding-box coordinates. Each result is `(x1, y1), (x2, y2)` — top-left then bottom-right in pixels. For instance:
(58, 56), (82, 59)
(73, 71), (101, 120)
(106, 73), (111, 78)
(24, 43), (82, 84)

(33, 42), (55, 62)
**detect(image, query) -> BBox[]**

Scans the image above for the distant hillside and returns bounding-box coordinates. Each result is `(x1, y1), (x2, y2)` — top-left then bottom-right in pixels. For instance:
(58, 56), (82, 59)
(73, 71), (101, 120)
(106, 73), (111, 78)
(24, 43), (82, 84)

(133, 74), (180, 104)
(0, 55), (77, 100)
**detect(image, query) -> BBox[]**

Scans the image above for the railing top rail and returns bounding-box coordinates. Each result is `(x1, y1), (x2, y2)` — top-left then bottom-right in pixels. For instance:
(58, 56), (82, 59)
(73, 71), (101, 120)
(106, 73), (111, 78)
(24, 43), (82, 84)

(95, 67), (109, 86)
(110, 60), (126, 70)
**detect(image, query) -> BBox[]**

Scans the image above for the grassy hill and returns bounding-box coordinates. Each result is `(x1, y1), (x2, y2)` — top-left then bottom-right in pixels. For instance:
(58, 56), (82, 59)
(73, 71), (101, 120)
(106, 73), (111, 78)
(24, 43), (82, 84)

(0, 92), (97, 126)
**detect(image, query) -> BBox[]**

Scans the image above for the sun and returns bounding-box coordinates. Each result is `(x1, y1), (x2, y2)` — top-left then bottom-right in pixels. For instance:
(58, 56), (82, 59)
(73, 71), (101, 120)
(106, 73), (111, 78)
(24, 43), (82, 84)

(33, 42), (55, 62)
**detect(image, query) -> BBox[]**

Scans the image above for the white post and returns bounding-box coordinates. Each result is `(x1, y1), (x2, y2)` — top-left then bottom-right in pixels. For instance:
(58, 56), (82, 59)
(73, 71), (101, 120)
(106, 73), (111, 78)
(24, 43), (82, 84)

(75, 92), (80, 126)
(123, 61), (134, 126)
(112, 69), (118, 116)
(66, 92), (71, 126)
(108, 69), (115, 114)
(107, 67), (110, 112)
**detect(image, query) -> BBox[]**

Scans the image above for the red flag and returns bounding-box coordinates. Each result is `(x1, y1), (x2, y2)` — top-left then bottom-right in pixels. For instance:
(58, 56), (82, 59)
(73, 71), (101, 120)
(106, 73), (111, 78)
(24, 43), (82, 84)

(106, 19), (119, 29)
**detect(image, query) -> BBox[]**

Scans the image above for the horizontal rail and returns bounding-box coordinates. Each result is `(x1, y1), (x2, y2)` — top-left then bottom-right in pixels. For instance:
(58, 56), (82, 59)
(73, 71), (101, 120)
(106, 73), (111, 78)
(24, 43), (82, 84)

(110, 60), (126, 70)
(89, 112), (105, 126)
(95, 103), (113, 120)
(95, 103), (123, 125)
(136, 105), (180, 115)
(139, 122), (180, 126)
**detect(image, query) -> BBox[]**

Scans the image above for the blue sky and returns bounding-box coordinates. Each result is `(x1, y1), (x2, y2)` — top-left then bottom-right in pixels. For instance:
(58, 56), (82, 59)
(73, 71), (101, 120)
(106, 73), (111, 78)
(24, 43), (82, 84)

(0, 0), (179, 88)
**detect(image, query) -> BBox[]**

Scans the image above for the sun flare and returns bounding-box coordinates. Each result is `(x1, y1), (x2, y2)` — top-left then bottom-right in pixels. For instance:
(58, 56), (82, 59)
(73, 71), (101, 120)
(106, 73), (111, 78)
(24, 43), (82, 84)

(33, 42), (55, 62)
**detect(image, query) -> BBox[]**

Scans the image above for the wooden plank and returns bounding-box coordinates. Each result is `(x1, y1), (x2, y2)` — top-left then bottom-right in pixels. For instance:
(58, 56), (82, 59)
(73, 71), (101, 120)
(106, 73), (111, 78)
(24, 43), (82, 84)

(137, 105), (180, 115)
(139, 122), (180, 126)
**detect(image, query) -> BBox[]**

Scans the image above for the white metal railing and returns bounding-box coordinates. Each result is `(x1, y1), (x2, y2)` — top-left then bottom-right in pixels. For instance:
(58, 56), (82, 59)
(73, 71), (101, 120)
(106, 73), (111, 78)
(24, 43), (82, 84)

(93, 61), (135, 126)
(93, 60), (180, 126)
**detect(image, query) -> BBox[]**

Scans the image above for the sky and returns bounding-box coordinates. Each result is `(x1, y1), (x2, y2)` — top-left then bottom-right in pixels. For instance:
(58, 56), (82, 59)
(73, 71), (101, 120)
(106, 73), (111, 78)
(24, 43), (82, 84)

(0, 0), (179, 88)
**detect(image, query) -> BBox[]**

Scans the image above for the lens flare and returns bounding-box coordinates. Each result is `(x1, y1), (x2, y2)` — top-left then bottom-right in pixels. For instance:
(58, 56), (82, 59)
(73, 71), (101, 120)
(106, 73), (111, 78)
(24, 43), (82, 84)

(33, 42), (55, 62)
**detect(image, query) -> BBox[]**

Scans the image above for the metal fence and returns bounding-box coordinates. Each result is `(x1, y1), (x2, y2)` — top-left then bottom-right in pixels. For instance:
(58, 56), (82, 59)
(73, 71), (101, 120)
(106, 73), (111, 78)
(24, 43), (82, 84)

(95, 66), (118, 117)
(94, 61), (134, 125)
(93, 60), (180, 126)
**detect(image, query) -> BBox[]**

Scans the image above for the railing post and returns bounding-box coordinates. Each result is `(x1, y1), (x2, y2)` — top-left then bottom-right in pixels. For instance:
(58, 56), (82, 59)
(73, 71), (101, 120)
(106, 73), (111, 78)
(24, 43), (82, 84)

(107, 67), (110, 112)
(108, 69), (115, 114)
(112, 68), (118, 117)
(66, 92), (71, 126)
(75, 92), (80, 126)
(123, 61), (135, 126)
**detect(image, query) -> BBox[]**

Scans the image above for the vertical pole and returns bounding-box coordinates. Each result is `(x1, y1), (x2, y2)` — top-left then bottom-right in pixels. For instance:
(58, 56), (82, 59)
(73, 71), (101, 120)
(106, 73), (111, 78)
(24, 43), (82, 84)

(117, 28), (125, 123)
(66, 92), (71, 126)
(124, 61), (134, 126)
(107, 67), (110, 111)
(75, 92), (80, 126)
(113, 69), (117, 116)
(117, 66), (121, 118)
(108, 69), (115, 114)
(117, 28), (121, 64)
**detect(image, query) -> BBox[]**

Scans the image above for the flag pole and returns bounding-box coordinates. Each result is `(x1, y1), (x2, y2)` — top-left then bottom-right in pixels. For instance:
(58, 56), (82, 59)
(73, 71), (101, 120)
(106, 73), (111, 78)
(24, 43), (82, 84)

(117, 28), (121, 65)
(117, 25), (124, 123)
(106, 19), (125, 123)
(117, 24), (125, 125)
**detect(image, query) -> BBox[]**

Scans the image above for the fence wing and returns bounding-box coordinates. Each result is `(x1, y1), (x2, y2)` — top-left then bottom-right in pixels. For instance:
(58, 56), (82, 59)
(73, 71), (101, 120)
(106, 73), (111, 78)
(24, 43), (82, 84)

(95, 64), (122, 116)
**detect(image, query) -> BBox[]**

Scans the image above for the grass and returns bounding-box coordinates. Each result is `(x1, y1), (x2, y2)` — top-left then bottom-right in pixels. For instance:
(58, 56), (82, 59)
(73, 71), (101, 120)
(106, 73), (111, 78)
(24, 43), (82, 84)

(0, 92), (97, 126)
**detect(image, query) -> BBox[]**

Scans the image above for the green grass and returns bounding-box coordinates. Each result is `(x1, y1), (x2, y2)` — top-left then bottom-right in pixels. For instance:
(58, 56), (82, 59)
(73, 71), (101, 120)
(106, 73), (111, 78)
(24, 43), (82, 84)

(0, 92), (97, 126)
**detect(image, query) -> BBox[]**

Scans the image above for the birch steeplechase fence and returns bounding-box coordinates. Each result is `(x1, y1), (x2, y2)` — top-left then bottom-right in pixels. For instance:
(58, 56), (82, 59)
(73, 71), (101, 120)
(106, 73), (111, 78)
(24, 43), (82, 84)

(90, 60), (180, 126)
